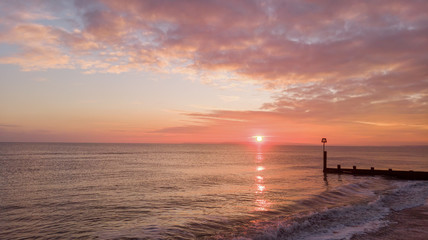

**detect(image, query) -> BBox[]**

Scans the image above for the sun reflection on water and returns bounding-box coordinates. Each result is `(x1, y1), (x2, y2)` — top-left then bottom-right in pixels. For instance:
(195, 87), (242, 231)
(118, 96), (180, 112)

(256, 153), (263, 163)
(256, 184), (265, 192)
(254, 148), (271, 211)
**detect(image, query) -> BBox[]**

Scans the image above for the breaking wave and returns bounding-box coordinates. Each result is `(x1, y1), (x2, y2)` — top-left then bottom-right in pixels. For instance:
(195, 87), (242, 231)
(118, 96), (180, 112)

(239, 180), (428, 240)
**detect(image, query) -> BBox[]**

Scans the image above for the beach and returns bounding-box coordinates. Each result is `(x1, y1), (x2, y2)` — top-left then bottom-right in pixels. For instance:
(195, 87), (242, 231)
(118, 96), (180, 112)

(352, 200), (428, 240)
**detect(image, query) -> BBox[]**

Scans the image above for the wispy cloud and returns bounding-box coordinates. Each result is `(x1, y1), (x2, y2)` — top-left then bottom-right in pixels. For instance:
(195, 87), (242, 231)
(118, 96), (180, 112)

(0, 124), (20, 128)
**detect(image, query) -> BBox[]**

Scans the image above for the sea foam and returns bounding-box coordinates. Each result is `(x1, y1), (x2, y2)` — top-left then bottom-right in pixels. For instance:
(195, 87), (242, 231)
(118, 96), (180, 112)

(244, 180), (428, 240)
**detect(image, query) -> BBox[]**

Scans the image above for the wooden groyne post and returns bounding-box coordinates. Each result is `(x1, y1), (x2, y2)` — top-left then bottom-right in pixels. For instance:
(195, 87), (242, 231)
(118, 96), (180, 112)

(322, 138), (428, 180)
(322, 138), (327, 172)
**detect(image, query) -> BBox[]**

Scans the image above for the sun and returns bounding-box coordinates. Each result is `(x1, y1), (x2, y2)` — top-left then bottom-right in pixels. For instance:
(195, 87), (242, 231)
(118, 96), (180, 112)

(256, 136), (263, 142)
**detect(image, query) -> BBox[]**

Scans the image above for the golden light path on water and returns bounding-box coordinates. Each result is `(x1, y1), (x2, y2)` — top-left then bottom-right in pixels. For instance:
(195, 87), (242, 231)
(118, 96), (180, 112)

(255, 144), (271, 211)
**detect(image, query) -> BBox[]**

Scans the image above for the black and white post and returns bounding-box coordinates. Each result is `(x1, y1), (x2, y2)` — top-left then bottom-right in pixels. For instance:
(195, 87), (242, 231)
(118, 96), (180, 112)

(322, 138), (327, 172)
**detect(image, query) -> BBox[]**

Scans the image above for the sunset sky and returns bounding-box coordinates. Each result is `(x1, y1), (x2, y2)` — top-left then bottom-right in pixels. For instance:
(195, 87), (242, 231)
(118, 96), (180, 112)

(1, 0), (427, 145)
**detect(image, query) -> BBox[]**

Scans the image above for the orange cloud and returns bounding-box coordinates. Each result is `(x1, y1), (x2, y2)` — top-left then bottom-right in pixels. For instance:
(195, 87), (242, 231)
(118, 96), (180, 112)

(149, 108), (428, 145)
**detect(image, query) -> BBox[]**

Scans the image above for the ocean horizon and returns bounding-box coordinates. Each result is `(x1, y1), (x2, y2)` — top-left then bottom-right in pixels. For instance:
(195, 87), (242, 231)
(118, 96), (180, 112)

(1, 143), (428, 239)
(2, 1), (428, 239)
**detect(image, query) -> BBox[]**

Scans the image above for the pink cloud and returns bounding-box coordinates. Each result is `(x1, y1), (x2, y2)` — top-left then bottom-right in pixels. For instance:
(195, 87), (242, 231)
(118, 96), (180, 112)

(2, 0), (427, 82)
(1, 0), (427, 144)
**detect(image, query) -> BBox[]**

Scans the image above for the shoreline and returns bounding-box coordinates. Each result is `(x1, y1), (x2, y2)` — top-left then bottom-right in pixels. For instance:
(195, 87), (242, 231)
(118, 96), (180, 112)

(352, 200), (428, 240)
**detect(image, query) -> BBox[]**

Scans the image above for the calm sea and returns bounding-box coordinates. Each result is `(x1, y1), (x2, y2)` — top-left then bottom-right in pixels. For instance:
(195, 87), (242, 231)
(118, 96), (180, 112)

(1, 143), (427, 239)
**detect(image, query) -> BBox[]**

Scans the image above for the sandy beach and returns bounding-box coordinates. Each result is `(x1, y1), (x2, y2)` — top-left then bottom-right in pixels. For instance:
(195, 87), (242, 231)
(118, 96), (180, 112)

(352, 200), (428, 240)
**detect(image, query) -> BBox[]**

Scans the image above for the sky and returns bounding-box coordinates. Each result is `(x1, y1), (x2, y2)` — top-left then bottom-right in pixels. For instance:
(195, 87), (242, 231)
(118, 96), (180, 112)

(0, 0), (427, 145)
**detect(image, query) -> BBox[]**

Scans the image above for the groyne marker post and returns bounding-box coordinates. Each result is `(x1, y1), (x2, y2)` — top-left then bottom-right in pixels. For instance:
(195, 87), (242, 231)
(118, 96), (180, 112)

(322, 138), (327, 172)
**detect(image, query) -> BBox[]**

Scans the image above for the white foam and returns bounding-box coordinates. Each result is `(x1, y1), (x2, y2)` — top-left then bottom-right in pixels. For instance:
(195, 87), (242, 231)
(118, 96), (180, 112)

(383, 180), (428, 211)
(247, 180), (428, 240)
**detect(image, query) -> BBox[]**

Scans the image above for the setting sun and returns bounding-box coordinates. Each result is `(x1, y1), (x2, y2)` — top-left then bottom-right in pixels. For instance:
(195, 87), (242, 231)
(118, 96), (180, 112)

(1, 1), (428, 239)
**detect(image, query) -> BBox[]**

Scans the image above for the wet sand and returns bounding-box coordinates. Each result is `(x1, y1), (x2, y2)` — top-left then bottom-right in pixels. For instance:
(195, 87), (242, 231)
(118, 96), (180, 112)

(352, 201), (428, 240)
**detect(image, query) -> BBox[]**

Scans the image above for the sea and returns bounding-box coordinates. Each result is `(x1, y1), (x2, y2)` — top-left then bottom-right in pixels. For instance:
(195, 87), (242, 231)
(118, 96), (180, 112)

(1, 143), (427, 239)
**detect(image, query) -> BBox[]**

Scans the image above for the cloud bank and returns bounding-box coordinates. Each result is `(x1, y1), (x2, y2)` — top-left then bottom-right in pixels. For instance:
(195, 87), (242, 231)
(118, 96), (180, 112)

(1, 0), (427, 144)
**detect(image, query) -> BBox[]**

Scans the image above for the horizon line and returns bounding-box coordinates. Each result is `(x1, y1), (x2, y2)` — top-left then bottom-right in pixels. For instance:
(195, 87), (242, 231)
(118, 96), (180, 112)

(0, 141), (427, 147)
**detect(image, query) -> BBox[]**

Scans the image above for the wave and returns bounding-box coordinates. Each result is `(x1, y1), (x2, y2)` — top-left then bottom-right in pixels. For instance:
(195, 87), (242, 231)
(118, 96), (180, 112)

(242, 180), (428, 240)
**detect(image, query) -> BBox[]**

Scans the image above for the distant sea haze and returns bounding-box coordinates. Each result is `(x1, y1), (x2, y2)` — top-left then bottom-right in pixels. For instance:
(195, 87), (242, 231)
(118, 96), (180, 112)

(1, 143), (427, 239)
